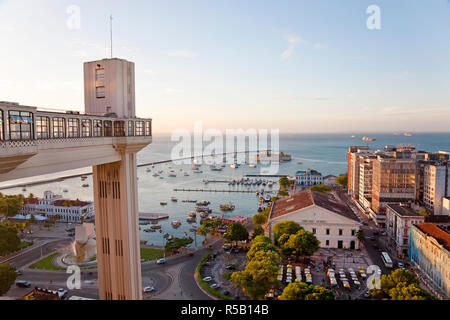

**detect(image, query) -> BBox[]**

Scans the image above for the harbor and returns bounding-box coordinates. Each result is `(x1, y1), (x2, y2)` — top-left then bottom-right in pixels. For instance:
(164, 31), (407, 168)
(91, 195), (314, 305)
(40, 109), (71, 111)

(174, 188), (256, 193)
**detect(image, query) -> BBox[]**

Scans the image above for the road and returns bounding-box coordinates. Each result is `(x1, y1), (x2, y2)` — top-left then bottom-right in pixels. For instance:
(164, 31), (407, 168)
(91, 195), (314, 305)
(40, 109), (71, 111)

(7, 241), (220, 300)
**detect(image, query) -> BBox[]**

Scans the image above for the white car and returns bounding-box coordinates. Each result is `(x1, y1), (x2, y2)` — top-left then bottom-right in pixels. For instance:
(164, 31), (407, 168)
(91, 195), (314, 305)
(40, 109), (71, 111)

(210, 283), (221, 289)
(143, 286), (155, 293)
(84, 280), (95, 285)
(57, 288), (68, 299)
(156, 258), (166, 265)
(203, 277), (213, 282)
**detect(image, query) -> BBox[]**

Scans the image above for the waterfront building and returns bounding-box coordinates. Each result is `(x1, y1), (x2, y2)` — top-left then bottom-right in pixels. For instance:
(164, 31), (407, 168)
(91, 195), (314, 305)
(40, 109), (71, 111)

(371, 151), (416, 227)
(296, 169), (323, 187)
(358, 155), (376, 210)
(409, 223), (450, 299)
(22, 191), (94, 223)
(386, 204), (425, 256)
(267, 190), (362, 249)
(347, 146), (372, 200)
(423, 161), (450, 215)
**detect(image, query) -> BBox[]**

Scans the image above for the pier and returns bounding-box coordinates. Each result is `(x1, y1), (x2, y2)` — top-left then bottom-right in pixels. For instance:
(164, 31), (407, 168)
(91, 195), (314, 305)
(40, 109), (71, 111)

(139, 213), (170, 221)
(174, 188), (256, 194)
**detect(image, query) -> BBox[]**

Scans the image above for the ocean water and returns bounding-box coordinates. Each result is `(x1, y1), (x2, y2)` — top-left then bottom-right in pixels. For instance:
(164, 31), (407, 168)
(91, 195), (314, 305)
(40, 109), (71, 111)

(1, 133), (449, 247)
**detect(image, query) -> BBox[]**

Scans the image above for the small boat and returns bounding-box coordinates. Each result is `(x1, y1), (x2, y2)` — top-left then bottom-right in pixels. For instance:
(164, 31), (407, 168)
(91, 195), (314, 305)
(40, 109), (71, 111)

(297, 162), (303, 165)
(200, 212), (209, 218)
(82, 184), (90, 188)
(362, 137), (376, 142)
(186, 217), (196, 223)
(171, 197), (178, 202)
(146, 168), (151, 173)
(22, 187), (27, 192)
(160, 202), (168, 206)
(153, 173), (159, 177)
(188, 212), (197, 218)
(81, 176), (88, 180)
(151, 225), (162, 230)
(248, 163), (256, 168)
(184, 172), (190, 176)
(196, 207), (212, 214)
(230, 164), (237, 169)
(144, 229), (156, 233)
(193, 170), (203, 174)
(168, 235), (174, 241)
(168, 173), (177, 177)
(196, 200), (210, 206)
(171, 220), (182, 228)
(63, 189), (69, 193)
(182, 199), (197, 203)
(404, 133), (415, 137)
(159, 177), (164, 180)
(220, 203), (235, 211)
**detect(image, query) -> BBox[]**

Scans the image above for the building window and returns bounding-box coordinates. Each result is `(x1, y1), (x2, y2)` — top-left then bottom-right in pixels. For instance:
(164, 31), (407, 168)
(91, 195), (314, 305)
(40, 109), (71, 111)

(93, 120), (102, 137)
(96, 68), (105, 81)
(128, 121), (134, 136)
(326, 229), (330, 235)
(352, 230), (356, 236)
(135, 121), (144, 136)
(326, 240), (330, 246)
(36, 116), (50, 139)
(52, 117), (66, 138)
(9, 110), (33, 140)
(312, 228), (316, 235)
(339, 229), (343, 236)
(104, 121), (113, 137)
(114, 121), (125, 137)
(68, 118), (80, 137)
(81, 119), (91, 137)
(145, 121), (152, 136)
(0, 110), (3, 140)
(96, 87), (105, 99)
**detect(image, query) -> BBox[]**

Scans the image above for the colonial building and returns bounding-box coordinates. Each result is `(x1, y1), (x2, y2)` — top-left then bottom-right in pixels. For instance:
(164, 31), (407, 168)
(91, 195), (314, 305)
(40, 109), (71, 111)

(409, 223), (450, 299)
(22, 191), (94, 223)
(296, 170), (323, 187)
(267, 190), (362, 249)
(386, 204), (425, 256)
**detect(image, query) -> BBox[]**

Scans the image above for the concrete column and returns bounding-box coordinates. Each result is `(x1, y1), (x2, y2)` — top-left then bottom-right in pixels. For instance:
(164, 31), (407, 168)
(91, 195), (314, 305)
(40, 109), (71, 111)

(92, 152), (142, 300)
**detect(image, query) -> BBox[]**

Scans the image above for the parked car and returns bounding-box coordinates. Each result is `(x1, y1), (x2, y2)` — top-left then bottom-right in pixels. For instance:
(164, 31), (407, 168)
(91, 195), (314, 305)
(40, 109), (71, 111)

(397, 262), (405, 269)
(221, 290), (230, 296)
(362, 290), (371, 299)
(187, 253), (194, 257)
(84, 280), (95, 285)
(16, 281), (31, 288)
(225, 265), (237, 270)
(203, 261), (211, 266)
(156, 258), (166, 265)
(381, 231), (386, 236)
(232, 248), (240, 254)
(143, 286), (155, 293)
(203, 277), (212, 282)
(210, 283), (221, 289)
(16, 270), (23, 276)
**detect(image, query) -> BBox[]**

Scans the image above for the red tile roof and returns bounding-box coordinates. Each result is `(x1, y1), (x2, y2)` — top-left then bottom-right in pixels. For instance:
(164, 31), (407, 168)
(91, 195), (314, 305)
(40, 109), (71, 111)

(270, 189), (359, 222)
(25, 198), (39, 205)
(53, 200), (90, 208)
(416, 223), (450, 251)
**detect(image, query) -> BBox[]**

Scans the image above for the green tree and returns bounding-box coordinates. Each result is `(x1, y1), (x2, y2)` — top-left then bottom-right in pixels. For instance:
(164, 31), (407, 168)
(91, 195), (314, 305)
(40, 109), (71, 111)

(279, 177), (290, 190)
(247, 239), (278, 261)
(252, 208), (270, 225)
(231, 250), (280, 299)
(252, 225), (265, 239)
(0, 223), (21, 256)
(280, 282), (335, 300)
(370, 269), (434, 300)
(417, 208), (430, 218)
(225, 223), (249, 245)
(272, 221), (303, 245)
(165, 237), (194, 252)
(0, 195), (24, 218)
(281, 229), (320, 258)
(357, 230), (365, 242)
(0, 264), (17, 296)
(335, 175), (348, 188)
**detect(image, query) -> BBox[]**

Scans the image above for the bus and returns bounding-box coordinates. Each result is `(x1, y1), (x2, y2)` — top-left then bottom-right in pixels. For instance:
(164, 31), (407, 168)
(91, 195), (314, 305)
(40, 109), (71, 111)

(381, 252), (393, 268)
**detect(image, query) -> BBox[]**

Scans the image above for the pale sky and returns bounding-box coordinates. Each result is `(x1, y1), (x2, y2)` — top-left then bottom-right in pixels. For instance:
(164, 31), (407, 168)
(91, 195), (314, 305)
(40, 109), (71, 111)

(0, 0), (449, 134)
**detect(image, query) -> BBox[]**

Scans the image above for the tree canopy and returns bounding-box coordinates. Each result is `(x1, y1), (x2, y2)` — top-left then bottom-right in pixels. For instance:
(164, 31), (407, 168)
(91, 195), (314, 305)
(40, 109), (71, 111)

(252, 208), (270, 225)
(335, 175), (348, 188)
(310, 184), (333, 193)
(280, 229), (320, 258)
(252, 225), (265, 239)
(0, 264), (17, 296)
(197, 219), (222, 236)
(280, 282), (335, 300)
(0, 223), (21, 256)
(0, 195), (24, 218)
(272, 221), (303, 245)
(224, 223), (249, 244)
(370, 269), (434, 300)
(165, 237), (193, 252)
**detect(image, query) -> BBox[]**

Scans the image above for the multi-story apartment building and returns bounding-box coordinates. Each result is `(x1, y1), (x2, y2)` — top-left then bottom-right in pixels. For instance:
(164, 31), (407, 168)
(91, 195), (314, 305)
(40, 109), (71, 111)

(423, 162), (450, 215)
(348, 146), (371, 200)
(371, 151), (416, 222)
(386, 204), (425, 256)
(409, 223), (450, 299)
(358, 155), (375, 210)
(296, 169), (323, 187)
(22, 191), (94, 223)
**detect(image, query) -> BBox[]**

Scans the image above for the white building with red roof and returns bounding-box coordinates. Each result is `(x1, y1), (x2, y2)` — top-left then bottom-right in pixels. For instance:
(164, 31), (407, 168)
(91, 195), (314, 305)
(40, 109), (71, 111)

(22, 191), (94, 223)
(267, 189), (362, 249)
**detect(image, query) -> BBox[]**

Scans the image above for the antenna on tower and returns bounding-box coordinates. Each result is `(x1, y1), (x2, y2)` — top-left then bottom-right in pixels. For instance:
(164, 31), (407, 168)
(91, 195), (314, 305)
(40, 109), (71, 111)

(109, 15), (113, 58)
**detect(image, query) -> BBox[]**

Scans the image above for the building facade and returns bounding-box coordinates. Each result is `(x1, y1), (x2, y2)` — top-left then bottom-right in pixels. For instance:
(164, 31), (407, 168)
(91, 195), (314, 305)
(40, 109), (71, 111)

(409, 223), (450, 299)
(22, 191), (94, 223)
(296, 169), (323, 187)
(386, 204), (425, 256)
(267, 190), (362, 250)
(423, 162), (450, 215)
(348, 146), (372, 200)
